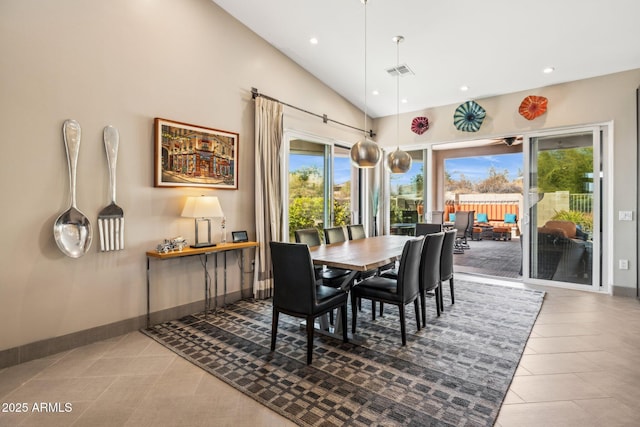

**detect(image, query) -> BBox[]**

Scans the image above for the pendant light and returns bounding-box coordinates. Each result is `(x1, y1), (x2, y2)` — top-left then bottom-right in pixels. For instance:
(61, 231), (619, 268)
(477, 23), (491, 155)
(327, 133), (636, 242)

(386, 35), (412, 174)
(350, 0), (381, 168)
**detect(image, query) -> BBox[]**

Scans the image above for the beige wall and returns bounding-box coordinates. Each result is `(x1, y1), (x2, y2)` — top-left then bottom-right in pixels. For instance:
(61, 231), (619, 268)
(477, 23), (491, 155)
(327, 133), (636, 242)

(374, 69), (640, 294)
(0, 0), (366, 351)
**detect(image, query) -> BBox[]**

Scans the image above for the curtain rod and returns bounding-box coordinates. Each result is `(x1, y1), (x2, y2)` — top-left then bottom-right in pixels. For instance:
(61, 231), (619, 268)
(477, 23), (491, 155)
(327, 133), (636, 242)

(251, 87), (375, 138)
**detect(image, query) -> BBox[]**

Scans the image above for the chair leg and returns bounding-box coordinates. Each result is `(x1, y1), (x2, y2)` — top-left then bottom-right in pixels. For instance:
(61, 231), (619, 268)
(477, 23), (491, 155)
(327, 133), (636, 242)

(414, 299), (421, 331)
(351, 293), (358, 334)
(329, 309), (334, 325)
(270, 310), (279, 351)
(380, 302), (384, 317)
(372, 301), (376, 320)
(306, 315), (314, 365)
(419, 291), (426, 328)
(437, 285), (443, 314)
(341, 306), (348, 343)
(450, 277), (455, 305)
(399, 304), (407, 346)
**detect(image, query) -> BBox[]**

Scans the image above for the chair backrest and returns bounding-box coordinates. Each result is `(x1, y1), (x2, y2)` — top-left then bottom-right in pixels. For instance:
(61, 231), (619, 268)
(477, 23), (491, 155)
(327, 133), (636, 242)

(270, 241), (317, 313)
(415, 223), (442, 236)
(440, 229), (456, 281)
(466, 211), (475, 236)
(324, 226), (347, 244)
(453, 211), (470, 234)
(395, 236), (425, 303)
(347, 224), (366, 240)
(294, 228), (321, 246)
(419, 232), (445, 293)
(430, 211), (444, 224)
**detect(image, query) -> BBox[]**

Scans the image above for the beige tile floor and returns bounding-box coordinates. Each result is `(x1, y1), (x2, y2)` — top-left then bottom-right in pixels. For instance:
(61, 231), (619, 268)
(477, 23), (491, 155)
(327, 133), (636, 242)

(1, 284), (639, 427)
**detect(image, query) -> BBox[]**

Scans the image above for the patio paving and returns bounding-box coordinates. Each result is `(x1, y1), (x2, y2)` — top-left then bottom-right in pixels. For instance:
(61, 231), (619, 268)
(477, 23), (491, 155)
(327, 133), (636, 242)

(454, 235), (522, 279)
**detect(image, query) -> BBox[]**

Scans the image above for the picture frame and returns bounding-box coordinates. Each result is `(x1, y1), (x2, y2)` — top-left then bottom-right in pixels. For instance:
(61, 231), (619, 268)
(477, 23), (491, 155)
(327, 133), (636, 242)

(154, 118), (239, 189)
(231, 230), (249, 243)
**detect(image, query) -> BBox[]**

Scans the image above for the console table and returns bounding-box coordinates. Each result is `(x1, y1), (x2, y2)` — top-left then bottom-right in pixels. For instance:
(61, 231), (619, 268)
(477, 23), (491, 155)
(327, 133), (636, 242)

(146, 241), (258, 327)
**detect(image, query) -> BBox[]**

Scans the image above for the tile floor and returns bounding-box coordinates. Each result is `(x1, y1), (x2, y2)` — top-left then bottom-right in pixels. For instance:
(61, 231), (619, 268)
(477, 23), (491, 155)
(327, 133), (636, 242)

(1, 282), (639, 427)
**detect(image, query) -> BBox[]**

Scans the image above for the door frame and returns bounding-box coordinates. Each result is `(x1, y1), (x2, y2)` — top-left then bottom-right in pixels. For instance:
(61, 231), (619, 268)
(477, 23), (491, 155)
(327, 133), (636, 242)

(521, 123), (612, 293)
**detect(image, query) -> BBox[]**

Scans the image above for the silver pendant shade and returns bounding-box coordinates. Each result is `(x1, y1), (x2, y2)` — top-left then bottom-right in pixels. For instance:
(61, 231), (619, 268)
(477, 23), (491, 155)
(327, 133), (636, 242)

(351, 137), (381, 168)
(386, 35), (411, 174)
(387, 147), (412, 173)
(350, 0), (382, 169)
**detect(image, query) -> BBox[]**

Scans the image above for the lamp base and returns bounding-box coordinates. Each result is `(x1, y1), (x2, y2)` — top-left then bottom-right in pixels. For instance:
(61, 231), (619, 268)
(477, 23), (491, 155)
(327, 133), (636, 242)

(190, 242), (217, 248)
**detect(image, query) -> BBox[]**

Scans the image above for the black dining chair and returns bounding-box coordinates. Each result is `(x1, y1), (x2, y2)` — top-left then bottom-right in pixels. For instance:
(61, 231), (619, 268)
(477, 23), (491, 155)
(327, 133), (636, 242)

(350, 236), (424, 346)
(415, 223), (443, 236)
(440, 229), (457, 310)
(269, 241), (348, 365)
(324, 226), (347, 244)
(294, 228), (351, 287)
(417, 232), (445, 326)
(347, 224), (366, 240)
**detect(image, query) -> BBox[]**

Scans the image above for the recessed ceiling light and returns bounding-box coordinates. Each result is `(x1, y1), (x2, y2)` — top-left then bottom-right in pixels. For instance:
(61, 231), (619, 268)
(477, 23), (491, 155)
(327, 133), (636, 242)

(401, 98), (408, 104)
(543, 66), (555, 74)
(309, 37), (318, 45)
(460, 85), (469, 92)
(372, 90), (379, 95)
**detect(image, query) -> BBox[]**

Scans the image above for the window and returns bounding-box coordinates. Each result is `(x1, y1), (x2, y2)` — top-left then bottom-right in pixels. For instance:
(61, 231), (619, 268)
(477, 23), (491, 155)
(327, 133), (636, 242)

(286, 139), (352, 241)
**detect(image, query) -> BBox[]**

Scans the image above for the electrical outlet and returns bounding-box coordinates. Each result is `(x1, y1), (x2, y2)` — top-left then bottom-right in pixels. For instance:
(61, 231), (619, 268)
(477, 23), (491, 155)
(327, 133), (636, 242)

(619, 259), (629, 270)
(250, 260), (255, 272)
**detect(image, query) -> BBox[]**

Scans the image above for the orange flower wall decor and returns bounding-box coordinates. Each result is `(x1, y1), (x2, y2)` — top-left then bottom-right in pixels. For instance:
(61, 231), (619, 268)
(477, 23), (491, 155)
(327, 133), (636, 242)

(519, 95), (548, 120)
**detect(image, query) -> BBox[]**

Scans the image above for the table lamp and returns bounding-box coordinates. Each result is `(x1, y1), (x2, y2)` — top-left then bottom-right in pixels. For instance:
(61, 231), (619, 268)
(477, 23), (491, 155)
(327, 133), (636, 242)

(181, 195), (224, 248)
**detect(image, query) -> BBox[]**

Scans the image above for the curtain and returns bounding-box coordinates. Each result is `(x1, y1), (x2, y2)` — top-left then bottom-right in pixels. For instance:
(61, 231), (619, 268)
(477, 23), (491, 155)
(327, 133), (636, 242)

(253, 97), (283, 299)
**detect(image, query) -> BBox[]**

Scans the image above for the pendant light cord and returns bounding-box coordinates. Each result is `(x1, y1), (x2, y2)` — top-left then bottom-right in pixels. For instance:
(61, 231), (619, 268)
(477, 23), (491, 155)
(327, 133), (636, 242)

(396, 37), (400, 149)
(363, 0), (368, 137)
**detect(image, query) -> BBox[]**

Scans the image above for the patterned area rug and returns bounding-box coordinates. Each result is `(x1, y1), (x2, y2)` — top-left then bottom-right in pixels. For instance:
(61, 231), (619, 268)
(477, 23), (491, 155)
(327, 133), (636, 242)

(142, 280), (544, 427)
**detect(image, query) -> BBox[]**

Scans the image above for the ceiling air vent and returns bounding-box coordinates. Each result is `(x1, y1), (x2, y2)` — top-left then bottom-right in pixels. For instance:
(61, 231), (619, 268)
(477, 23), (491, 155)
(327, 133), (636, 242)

(386, 63), (414, 77)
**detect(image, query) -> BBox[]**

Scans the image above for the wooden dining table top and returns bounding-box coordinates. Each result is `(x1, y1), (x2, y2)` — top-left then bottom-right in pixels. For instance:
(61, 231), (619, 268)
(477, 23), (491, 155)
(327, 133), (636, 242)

(308, 234), (414, 272)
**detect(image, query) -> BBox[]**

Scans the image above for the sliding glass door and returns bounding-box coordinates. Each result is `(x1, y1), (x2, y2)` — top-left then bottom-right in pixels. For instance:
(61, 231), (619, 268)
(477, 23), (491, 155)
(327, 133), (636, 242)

(523, 127), (602, 289)
(389, 150), (424, 235)
(285, 137), (353, 242)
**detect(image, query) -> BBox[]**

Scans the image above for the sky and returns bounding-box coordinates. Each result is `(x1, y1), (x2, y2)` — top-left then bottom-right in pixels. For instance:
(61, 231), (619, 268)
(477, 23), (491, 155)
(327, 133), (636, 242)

(446, 153), (523, 182)
(290, 152), (523, 187)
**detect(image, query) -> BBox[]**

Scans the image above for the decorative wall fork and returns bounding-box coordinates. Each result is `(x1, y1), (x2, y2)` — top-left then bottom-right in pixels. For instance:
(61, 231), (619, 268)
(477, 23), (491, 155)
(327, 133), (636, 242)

(98, 125), (124, 251)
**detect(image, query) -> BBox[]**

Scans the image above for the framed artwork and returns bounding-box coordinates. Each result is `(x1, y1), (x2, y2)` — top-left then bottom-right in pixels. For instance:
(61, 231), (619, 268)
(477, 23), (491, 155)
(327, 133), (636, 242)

(154, 118), (239, 189)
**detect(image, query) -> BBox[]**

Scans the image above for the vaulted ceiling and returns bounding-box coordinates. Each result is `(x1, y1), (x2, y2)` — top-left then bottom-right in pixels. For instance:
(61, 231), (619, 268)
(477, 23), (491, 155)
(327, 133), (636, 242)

(213, 0), (640, 118)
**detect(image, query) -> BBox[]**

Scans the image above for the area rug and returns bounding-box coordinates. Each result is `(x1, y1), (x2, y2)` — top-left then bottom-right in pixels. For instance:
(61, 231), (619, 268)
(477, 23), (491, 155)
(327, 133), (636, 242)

(142, 280), (544, 427)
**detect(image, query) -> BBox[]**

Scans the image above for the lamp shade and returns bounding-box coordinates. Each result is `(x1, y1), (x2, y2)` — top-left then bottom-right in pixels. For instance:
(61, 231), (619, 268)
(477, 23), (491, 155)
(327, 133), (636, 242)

(181, 196), (224, 218)
(386, 148), (412, 173)
(350, 138), (381, 168)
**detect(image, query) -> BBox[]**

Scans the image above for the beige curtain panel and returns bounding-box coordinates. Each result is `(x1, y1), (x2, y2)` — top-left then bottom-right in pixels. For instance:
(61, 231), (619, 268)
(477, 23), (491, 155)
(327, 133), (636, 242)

(253, 97), (283, 299)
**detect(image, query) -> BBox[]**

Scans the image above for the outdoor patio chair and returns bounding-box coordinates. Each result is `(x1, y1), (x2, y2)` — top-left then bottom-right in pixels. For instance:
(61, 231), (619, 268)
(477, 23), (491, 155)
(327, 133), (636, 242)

(429, 211), (444, 224)
(452, 211), (470, 252)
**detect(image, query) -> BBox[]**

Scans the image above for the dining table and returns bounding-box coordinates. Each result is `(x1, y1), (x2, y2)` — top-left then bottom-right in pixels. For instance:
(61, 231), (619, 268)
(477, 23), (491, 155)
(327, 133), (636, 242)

(307, 234), (415, 340)
(308, 234), (414, 290)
